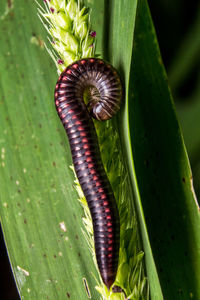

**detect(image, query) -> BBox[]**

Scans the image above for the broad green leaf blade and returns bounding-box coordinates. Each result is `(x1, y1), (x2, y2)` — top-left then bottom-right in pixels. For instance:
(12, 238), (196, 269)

(0, 0), (99, 299)
(126, 0), (200, 299)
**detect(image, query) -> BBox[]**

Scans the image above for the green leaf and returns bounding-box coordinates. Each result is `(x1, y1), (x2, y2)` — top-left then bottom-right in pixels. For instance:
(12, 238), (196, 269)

(130, 2), (200, 299)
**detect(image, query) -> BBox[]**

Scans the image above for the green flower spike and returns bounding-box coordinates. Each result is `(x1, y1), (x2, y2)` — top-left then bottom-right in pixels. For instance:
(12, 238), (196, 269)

(36, 1), (149, 299)
(35, 0), (96, 73)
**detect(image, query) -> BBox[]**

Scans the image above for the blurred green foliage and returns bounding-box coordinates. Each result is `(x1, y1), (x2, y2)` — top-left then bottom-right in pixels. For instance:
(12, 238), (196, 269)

(149, 0), (200, 201)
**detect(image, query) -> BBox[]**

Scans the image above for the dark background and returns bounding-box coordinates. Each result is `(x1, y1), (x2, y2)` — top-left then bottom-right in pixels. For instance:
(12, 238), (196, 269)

(1, 1), (199, 298)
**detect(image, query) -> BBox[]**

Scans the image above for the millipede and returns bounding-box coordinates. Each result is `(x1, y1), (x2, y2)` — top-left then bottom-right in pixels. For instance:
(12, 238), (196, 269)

(54, 58), (122, 289)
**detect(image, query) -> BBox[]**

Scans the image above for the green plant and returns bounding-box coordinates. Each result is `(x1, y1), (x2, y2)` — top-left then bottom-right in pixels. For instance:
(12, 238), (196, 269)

(0, 0), (199, 299)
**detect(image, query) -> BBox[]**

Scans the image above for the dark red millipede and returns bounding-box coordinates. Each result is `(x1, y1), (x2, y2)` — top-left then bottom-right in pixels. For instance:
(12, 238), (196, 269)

(54, 58), (122, 289)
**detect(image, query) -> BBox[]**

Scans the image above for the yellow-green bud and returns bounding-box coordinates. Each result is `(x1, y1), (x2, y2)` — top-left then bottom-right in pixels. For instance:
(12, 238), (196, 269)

(63, 50), (77, 65)
(66, 0), (78, 20)
(44, 11), (71, 31)
(82, 35), (94, 49)
(83, 45), (94, 58)
(46, 0), (65, 11)
(82, 34), (94, 57)
(79, 7), (89, 22)
(55, 11), (71, 30)
(52, 40), (66, 54)
(74, 8), (89, 40)
(60, 30), (79, 52)
(117, 262), (129, 287)
(51, 28), (79, 53)
(76, 22), (88, 40)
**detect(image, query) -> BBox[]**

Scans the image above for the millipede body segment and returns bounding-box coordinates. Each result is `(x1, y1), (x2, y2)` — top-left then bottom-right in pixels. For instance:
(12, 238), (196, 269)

(54, 58), (122, 288)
